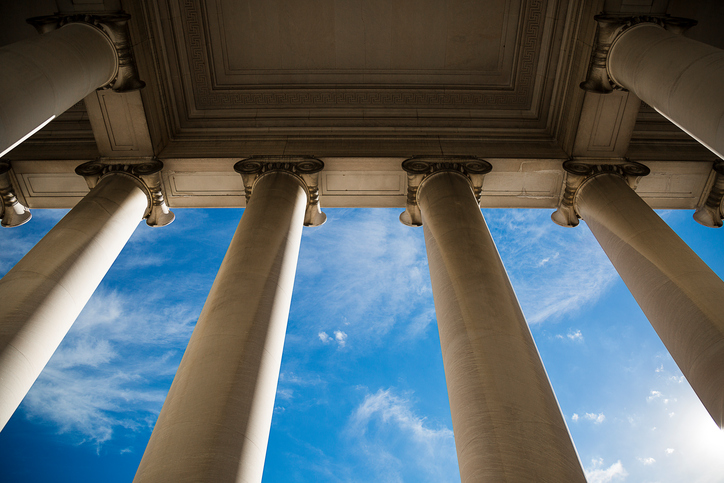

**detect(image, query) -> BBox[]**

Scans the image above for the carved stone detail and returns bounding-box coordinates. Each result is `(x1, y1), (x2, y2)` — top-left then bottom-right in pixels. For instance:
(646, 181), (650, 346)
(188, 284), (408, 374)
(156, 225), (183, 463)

(75, 158), (175, 227)
(399, 156), (493, 227)
(694, 161), (724, 228)
(233, 156), (326, 227)
(27, 13), (145, 93)
(552, 158), (650, 227)
(580, 15), (697, 94)
(0, 162), (31, 228)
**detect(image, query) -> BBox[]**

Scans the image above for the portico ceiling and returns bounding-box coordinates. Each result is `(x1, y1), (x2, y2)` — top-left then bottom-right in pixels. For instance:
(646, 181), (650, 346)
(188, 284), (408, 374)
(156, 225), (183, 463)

(1, 0), (722, 210)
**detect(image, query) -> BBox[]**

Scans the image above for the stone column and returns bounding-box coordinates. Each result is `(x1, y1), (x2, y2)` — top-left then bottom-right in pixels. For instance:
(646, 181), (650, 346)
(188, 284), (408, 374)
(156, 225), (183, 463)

(134, 157), (325, 483)
(0, 159), (173, 430)
(0, 13), (144, 158)
(553, 159), (724, 427)
(581, 15), (724, 159)
(401, 158), (586, 483)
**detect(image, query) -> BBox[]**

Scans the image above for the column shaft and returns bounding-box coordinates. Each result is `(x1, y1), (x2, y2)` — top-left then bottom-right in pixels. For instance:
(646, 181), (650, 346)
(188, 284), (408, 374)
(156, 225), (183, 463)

(0, 174), (147, 428)
(134, 171), (307, 483)
(0, 23), (117, 156)
(419, 171), (585, 482)
(608, 23), (724, 158)
(577, 173), (724, 426)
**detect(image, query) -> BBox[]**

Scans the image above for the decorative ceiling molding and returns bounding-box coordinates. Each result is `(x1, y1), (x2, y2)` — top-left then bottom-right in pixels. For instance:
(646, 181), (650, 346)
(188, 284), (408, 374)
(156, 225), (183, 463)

(178, 0), (546, 112)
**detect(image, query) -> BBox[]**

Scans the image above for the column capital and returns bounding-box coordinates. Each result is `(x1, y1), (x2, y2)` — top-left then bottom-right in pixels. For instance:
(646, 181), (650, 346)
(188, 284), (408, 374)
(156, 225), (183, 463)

(399, 156), (492, 226)
(580, 14), (697, 94)
(694, 161), (724, 228)
(75, 157), (174, 227)
(0, 162), (31, 228)
(27, 12), (145, 93)
(234, 156), (326, 227)
(552, 158), (650, 227)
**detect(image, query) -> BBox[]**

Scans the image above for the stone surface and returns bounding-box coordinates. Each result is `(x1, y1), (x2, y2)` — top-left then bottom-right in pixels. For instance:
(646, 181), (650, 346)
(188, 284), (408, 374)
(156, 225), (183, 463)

(134, 170), (308, 483)
(420, 171), (586, 482)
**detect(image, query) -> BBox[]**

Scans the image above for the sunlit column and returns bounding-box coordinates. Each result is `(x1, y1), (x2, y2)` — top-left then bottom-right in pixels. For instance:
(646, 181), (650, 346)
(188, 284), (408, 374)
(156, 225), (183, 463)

(134, 157), (325, 483)
(401, 158), (586, 482)
(0, 13), (145, 158)
(554, 159), (724, 427)
(581, 15), (724, 159)
(0, 159), (173, 430)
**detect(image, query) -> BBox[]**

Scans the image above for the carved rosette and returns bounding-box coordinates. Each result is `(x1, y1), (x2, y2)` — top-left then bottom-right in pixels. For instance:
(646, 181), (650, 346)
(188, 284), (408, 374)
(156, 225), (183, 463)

(399, 156), (493, 226)
(694, 161), (724, 228)
(233, 156), (326, 227)
(0, 162), (31, 228)
(75, 158), (174, 227)
(552, 158), (650, 227)
(27, 13), (145, 92)
(580, 14), (697, 94)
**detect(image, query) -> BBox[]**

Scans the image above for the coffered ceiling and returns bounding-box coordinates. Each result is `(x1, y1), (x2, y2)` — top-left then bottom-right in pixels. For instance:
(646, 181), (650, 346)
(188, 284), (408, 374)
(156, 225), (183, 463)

(1, 0), (722, 210)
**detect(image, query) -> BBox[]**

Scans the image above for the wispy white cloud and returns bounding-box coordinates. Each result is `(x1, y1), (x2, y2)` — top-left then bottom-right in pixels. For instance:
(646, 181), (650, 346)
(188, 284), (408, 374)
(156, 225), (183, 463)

(556, 329), (584, 342)
(20, 287), (199, 445)
(483, 210), (618, 325)
(348, 388), (457, 482)
(293, 210), (433, 348)
(638, 457), (656, 465)
(584, 459), (628, 483)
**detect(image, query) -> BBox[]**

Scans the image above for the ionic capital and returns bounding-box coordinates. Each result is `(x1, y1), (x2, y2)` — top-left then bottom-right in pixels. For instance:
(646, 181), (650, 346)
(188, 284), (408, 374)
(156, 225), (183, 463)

(580, 14), (697, 94)
(233, 156), (326, 227)
(552, 158), (650, 227)
(75, 158), (174, 227)
(694, 161), (724, 228)
(399, 156), (492, 226)
(27, 12), (145, 93)
(0, 162), (31, 228)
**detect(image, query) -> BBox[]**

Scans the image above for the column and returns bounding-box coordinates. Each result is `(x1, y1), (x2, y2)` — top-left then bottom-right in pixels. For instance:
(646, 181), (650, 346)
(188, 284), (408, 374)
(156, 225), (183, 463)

(401, 158), (586, 482)
(561, 161), (724, 427)
(0, 13), (145, 158)
(134, 157), (324, 483)
(0, 159), (173, 429)
(582, 15), (724, 159)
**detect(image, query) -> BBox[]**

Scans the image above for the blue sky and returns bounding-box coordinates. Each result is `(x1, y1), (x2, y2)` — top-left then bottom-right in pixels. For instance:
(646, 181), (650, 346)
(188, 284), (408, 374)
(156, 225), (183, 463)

(0, 205), (723, 482)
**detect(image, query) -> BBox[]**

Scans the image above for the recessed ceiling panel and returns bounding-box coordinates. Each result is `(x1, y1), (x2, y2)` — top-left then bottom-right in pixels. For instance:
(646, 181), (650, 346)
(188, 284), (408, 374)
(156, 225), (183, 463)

(204, 0), (519, 86)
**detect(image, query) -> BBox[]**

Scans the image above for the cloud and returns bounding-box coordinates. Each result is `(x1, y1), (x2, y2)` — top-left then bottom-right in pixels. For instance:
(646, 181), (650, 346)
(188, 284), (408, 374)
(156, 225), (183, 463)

(19, 287), (199, 444)
(292, 209), (433, 349)
(348, 388), (457, 482)
(572, 413), (580, 422)
(638, 457), (656, 465)
(483, 210), (618, 325)
(585, 413), (606, 424)
(556, 329), (584, 342)
(334, 330), (347, 347)
(584, 459), (628, 483)
(319, 332), (332, 343)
